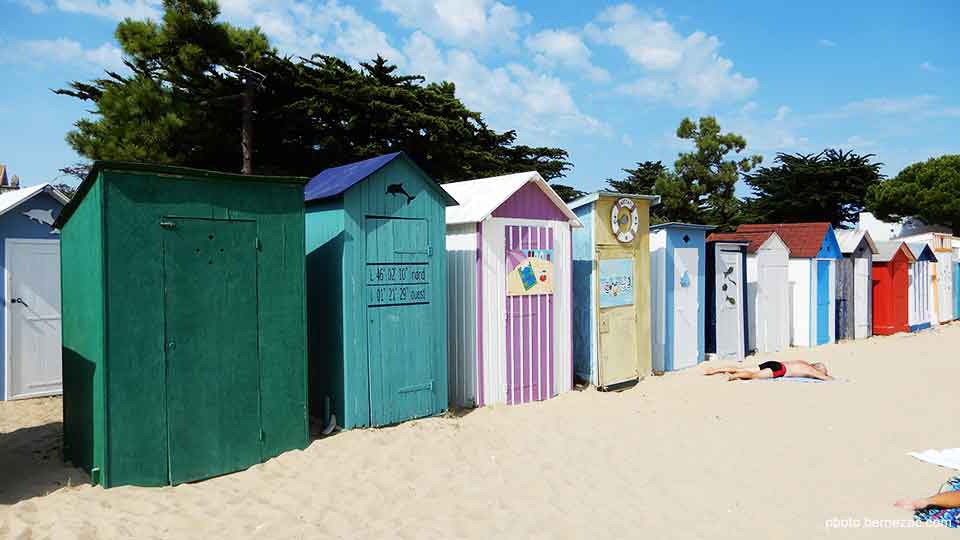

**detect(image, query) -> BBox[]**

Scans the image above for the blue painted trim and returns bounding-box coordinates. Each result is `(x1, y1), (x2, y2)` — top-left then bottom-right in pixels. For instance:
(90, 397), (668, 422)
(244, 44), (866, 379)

(817, 225), (844, 260)
(571, 202), (596, 384)
(663, 226), (707, 370)
(909, 322), (931, 332)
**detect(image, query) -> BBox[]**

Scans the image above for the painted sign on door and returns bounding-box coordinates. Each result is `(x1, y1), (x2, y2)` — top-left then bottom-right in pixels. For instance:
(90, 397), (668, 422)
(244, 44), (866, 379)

(673, 247), (699, 370)
(598, 258), (634, 308)
(365, 216), (436, 426)
(716, 250), (742, 358)
(506, 243), (554, 296)
(505, 225), (554, 404)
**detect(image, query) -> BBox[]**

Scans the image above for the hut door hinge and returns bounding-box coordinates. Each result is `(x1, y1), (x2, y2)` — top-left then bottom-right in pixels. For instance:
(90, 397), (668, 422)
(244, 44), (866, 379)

(256, 237), (262, 251)
(428, 245), (433, 257)
(259, 429), (265, 442)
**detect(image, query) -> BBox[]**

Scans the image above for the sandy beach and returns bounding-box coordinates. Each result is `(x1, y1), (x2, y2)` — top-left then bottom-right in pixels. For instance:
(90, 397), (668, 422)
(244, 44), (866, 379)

(2, 324), (959, 539)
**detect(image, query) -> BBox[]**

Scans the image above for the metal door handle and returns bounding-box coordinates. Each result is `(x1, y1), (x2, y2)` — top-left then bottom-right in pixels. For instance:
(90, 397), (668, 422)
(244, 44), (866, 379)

(11, 297), (28, 307)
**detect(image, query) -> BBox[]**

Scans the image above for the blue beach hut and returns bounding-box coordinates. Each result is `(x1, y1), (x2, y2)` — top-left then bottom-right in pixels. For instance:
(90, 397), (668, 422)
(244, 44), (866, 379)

(0, 178), (69, 400)
(305, 152), (457, 429)
(649, 223), (715, 372)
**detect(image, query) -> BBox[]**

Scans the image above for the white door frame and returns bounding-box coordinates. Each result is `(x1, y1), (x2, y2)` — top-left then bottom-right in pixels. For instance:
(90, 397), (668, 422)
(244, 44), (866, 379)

(5, 238), (62, 400)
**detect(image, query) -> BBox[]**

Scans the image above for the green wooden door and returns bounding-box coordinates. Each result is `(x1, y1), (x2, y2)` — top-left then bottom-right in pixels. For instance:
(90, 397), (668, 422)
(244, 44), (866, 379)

(365, 216), (435, 426)
(163, 218), (261, 484)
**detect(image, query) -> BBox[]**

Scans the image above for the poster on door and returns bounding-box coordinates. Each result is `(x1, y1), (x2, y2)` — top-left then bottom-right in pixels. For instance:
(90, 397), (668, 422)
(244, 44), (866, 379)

(505, 225), (554, 296)
(599, 258), (634, 308)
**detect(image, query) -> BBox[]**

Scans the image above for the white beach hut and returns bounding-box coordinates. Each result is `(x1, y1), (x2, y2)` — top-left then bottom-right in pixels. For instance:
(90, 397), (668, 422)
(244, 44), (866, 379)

(443, 172), (581, 408)
(897, 232), (954, 324)
(835, 229), (878, 340)
(905, 242), (937, 332)
(707, 231), (791, 354)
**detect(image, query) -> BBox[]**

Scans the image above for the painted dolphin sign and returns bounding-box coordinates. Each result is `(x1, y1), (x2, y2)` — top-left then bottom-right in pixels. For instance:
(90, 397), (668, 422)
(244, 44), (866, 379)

(23, 208), (59, 233)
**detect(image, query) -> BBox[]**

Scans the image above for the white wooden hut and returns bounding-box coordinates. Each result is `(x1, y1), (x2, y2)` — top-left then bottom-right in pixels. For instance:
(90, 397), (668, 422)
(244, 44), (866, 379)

(443, 172), (580, 407)
(906, 242), (936, 332)
(707, 231), (791, 354)
(835, 229), (878, 340)
(897, 232), (954, 324)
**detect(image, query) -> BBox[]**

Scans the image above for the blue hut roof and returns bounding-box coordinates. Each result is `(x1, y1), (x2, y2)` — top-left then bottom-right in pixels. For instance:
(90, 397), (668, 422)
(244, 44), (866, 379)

(649, 222), (717, 232)
(907, 242), (937, 262)
(305, 152), (457, 205)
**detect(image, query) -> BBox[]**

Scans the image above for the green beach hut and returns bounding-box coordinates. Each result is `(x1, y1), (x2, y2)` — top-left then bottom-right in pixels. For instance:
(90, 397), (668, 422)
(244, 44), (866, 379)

(305, 152), (456, 429)
(55, 162), (309, 488)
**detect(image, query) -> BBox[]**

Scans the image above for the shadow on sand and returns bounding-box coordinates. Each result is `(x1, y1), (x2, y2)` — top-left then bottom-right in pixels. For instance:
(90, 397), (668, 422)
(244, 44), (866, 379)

(0, 421), (90, 505)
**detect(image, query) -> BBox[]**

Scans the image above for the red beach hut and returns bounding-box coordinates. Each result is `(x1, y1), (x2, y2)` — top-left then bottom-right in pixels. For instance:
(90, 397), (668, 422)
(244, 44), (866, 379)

(871, 241), (914, 335)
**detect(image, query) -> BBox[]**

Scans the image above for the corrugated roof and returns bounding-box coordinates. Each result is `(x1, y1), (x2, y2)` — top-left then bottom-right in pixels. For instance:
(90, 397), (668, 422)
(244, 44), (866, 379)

(304, 152), (457, 206)
(835, 229), (879, 254)
(305, 152), (400, 202)
(443, 171), (581, 226)
(0, 183), (69, 219)
(706, 231), (779, 253)
(736, 222), (832, 258)
(873, 241), (915, 263)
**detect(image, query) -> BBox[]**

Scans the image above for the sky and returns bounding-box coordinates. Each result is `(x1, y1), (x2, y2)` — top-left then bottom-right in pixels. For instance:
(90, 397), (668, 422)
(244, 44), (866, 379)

(1, 0), (958, 195)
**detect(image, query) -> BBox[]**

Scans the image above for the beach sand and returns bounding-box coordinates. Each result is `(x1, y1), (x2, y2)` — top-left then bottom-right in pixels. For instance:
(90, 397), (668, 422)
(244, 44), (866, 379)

(2, 324), (959, 539)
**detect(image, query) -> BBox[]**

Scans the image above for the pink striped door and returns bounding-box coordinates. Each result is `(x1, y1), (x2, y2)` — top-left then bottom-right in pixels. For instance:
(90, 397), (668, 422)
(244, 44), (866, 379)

(505, 225), (555, 404)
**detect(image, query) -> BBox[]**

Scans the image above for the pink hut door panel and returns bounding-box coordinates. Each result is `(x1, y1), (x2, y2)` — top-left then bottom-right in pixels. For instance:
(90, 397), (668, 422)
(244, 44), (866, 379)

(505, 225), (555, 404)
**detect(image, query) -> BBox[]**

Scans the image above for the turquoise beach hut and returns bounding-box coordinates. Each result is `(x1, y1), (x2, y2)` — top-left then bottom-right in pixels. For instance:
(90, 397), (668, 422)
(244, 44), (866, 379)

(305, 152), (457, 429)
(649, 223), (715, 372)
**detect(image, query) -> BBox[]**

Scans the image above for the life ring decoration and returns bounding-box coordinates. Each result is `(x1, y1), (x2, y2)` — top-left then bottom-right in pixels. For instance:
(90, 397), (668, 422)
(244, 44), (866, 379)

(610, 197), (640, 243)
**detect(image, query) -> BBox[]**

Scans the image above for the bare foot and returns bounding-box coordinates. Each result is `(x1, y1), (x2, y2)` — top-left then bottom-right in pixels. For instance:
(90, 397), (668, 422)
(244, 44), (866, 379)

(894, 498), (929, 511)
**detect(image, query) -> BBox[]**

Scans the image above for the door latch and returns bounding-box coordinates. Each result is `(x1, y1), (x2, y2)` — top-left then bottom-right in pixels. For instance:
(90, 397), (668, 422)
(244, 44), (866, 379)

(11, 297), (28, 308)
(159, 221), (177, 229)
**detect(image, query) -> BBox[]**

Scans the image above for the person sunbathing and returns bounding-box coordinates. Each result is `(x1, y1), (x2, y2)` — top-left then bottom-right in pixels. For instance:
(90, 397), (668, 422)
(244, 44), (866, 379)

(703, 360), (833, 381)
(896, 478), (960, 528)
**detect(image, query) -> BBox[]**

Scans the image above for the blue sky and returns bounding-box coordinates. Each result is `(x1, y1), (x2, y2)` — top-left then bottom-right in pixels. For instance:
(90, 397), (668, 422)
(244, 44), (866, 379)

(1, 0), (958, 194)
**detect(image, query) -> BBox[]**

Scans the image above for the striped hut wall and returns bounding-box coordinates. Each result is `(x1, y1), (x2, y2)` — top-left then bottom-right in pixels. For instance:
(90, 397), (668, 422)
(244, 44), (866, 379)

(479, 218), (573, 405)
(445, 223), (478, 407)
(504, 223), (554, 404)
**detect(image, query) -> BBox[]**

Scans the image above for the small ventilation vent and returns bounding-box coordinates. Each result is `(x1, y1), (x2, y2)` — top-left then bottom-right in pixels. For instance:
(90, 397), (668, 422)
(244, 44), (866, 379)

(683, 234), (691, 244)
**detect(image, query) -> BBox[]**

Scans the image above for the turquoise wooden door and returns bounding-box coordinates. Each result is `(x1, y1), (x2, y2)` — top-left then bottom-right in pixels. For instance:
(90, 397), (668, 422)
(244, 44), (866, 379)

(365, 216), (436, 427)
(816, 260), (831, 345)
(163, 218), (261, 484)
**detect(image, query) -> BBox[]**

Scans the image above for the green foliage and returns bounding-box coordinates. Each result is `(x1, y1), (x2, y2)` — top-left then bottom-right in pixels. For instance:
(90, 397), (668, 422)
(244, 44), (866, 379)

(55, 0), (571, 185)
(605, 161), (669, 222)
(867, 154), (960, 234)
(743, 149), (884, 226)
(607, 118), (759, 229)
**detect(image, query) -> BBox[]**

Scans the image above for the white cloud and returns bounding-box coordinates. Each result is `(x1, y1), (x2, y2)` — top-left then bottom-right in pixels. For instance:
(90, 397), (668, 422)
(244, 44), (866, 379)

(719, 103), (809, 153)
(403, 31), (607, 140)
(218, 0), (404, 65)
(16, 0), (49, 13)
(380, 0), (531, 50)
(0, 37), (125, 71)
(837, 95), (938, 116)
(53, 0), (161, 20)
(525, 29), (609, 82)
(920, 61), (941, 73)
(818, 39), (837, 47)
(587, 4), (757, 107)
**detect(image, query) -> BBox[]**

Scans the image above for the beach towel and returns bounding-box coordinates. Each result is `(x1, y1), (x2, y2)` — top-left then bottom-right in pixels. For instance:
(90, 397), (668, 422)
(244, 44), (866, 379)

(908, 448), (960, 471)
(914, 476), (960, 528)
(744, 377), (849, 384)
